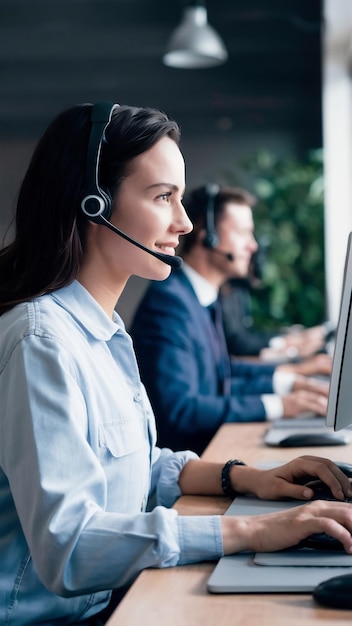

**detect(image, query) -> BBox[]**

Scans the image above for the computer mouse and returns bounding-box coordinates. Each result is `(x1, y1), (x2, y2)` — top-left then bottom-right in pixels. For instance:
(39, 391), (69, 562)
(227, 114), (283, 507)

(335, 461), (352, 478)
(313, 573), (352, 609)
(304, 474), (352, 501)
(278, 432), (348, 447)
(292, 463), (352, 489)
(305, 478), (338, 501)
(299, 531), (344, 551)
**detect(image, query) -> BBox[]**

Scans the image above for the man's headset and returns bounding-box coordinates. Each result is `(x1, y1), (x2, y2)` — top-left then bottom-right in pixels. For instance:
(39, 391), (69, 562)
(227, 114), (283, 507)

(202, 183), (234, 261)
(202, 183), (221, 249)
(80, 102), (182, 269)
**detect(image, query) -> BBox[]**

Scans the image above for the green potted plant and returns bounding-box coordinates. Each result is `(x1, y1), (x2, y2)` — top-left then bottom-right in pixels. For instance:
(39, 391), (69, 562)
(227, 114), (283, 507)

(239, 149), (325, 331)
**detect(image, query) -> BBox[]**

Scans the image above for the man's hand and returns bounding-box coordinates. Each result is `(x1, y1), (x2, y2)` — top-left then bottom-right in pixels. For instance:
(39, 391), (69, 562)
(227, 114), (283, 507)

(278, 353), (332, 377)
(284, 326), (327, 358)
(292, 374), (329, 395)
(282, 389), (327, 417)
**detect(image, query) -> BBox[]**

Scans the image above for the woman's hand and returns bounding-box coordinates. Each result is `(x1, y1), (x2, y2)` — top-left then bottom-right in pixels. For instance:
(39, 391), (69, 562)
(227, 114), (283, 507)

(229, 455), (352, 501)
(221, 500), (352, 554)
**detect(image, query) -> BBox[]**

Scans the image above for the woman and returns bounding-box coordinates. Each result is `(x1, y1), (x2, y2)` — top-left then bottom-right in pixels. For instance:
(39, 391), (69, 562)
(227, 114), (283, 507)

(0, 102), (351, 626)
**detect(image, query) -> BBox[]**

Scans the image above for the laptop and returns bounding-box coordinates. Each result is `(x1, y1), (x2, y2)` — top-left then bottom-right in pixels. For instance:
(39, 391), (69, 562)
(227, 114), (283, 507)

(208, 233), (352, 594)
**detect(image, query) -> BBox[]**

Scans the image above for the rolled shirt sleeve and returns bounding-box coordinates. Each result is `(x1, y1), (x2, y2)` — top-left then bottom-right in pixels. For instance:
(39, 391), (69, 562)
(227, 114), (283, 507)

(0, 284), (225, 625)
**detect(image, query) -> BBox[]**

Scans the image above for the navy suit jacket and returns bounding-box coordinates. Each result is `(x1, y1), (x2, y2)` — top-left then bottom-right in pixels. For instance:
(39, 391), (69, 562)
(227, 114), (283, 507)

(130, 269), (276, 454)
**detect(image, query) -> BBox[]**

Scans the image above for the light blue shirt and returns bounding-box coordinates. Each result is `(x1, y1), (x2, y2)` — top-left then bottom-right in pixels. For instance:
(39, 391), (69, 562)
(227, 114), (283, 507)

(0, 281), (223, 625)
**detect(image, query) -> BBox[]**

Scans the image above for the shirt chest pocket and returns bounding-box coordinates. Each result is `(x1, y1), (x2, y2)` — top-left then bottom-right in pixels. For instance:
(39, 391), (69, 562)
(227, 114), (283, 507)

(98, 418), (146, 459)
(98, 418), (151, 512)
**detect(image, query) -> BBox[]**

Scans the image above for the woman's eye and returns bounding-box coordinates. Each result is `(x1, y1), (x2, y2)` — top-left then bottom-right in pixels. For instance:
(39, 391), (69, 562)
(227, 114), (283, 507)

(159, 192), (171, 201)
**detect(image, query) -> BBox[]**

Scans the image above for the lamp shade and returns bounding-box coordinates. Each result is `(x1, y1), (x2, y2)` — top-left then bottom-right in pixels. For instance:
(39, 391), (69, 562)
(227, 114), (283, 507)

(163, 3), (228, 69)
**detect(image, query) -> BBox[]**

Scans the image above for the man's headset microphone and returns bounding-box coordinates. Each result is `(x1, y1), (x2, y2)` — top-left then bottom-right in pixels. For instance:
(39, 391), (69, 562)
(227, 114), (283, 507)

(80, 102), (183, 270)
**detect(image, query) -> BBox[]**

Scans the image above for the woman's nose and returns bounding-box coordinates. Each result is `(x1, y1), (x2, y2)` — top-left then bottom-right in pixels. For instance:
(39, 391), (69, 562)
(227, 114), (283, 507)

(176, 204), (193, 235)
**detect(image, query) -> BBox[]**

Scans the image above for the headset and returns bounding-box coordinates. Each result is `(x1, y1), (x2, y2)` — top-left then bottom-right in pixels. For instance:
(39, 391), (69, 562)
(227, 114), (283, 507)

(202, 183), (234, 261)
(80, 101), (120, 222)
(80, 102), (183, 269)
(202, 183), (221, 250)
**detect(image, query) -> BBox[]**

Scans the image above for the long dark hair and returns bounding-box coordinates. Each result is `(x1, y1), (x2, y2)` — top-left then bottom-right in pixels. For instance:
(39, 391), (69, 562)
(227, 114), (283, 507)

(0, 104), (180, 314)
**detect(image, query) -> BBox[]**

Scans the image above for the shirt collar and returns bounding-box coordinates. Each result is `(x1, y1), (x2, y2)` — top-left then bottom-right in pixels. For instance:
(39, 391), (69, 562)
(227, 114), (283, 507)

(182, 263), (218, 307)
(50, 280), (123, 341)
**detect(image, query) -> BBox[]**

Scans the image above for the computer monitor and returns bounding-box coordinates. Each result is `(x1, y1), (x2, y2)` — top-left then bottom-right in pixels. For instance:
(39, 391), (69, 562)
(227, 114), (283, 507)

(326, 232), (352, 430)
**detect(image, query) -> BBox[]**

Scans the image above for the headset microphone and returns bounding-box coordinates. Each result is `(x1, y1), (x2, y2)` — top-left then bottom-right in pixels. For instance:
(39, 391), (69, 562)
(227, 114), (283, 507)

(80, 102), (183, 270)
(98, 215), (183, 269)
(209, 248), (234, 262)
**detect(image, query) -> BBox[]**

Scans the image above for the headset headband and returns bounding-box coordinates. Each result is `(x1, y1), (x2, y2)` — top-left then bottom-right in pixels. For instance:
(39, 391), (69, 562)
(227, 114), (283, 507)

(81, 102), (120, 220)
(203, 183), (220, 249)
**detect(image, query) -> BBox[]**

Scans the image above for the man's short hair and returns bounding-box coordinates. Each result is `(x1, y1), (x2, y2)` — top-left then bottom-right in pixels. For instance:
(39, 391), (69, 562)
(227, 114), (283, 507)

(181, 185), (256, 254)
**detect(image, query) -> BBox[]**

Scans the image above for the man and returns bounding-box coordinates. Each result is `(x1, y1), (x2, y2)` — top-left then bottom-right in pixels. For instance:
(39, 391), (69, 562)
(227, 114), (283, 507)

(221, 267), (328, 361)
(130, 184), (331, 454)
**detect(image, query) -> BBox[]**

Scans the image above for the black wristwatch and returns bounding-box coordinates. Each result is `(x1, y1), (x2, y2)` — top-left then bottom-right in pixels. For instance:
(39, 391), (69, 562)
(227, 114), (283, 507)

(221, 459), (247, 498)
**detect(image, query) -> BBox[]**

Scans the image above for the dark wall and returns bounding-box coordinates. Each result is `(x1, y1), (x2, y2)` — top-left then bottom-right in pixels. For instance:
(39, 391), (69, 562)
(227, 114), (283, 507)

(0, 0), (322, 325)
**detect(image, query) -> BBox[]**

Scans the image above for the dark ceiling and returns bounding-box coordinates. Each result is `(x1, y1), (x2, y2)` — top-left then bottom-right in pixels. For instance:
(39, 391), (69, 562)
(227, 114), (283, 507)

(0, 0), (322, 146)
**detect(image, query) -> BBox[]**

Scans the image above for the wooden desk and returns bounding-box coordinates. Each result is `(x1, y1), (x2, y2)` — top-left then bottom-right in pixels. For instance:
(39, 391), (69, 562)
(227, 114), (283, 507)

(107, 423), (352, 625)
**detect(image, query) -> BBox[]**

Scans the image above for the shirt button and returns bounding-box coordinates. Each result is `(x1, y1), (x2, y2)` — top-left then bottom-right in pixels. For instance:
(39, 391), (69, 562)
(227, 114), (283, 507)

(134, 391), (142, 402)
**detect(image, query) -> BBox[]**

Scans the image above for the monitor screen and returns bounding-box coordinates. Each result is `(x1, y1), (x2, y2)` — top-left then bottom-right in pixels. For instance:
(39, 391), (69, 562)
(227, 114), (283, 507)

(326, 232), (352, 430)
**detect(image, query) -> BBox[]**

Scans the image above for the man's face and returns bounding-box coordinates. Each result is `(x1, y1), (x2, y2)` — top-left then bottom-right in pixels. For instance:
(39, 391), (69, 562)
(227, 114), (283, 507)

(214, 202), (258, 279)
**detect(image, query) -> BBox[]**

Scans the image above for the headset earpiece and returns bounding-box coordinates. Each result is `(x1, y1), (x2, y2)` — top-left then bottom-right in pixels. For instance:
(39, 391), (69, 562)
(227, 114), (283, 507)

(81, 102), (120, 223)
(203, 229), (219, 249)
(203, 183), (220, 250)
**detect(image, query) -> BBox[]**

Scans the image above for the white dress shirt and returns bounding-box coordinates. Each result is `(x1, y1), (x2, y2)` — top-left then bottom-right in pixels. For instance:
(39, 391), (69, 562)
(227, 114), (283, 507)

(182, 263), (295, 420)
